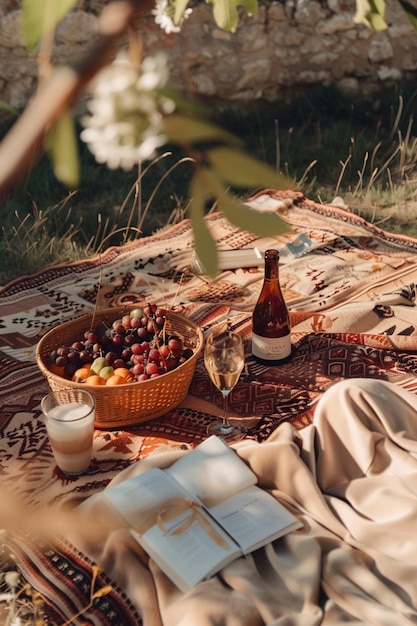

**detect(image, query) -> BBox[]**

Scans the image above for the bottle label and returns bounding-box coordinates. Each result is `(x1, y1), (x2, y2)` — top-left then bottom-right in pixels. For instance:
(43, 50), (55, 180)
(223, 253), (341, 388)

(251, 332), (291, 361)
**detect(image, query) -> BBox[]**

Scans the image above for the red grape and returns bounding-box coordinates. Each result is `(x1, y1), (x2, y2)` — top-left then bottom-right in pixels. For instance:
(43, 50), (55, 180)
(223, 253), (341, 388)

(121, 315), (132, 328)
(146, 362), (159, 376)
(123, 334), (135, 346)
(155, 316), (165, 329)
(85, 331), (98, 344)
(112, 334), (124, 349)
(137, 328), (150, 341)
(130, 363), (144, 376)
(55, 355), (68, 367)
(148, 348), (161, 362)
(159, 344), (170, 358)
(68, 351), (81, 365)
(105, 351), (119, 364)
(130, 317), (140, 329)
(168, 338), (180, 351)
(79, 350), (92, 364)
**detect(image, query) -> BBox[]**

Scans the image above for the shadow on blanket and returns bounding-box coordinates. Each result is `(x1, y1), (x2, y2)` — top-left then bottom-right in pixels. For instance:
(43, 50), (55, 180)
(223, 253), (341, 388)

(3, 189), (417, 623)
(61, 377), (417, 625)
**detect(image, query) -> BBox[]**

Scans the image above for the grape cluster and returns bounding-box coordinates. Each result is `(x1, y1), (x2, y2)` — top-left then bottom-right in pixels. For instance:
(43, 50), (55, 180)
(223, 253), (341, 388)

(49, 305), (193, 385)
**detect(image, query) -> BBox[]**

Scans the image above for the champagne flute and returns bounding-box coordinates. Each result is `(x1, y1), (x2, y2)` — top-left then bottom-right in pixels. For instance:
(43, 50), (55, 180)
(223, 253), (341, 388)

(204, 330), (246, 441)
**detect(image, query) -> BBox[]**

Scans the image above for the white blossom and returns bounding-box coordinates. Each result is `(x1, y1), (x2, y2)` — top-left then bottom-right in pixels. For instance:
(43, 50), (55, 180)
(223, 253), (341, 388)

(139, 54), (170, 89)
(152, 0), (192, 34)
(81, 52), (175, 170)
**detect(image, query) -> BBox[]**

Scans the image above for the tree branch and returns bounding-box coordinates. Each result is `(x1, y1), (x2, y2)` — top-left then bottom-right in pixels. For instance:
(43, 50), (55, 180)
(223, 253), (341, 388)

(0, 0), (154, 199)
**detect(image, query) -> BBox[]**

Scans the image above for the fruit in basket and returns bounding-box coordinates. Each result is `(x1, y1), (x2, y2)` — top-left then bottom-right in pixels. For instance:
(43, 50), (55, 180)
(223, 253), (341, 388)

(86, 374), (106, 385)
(90, 356), (108, 375)
(99, 365), (115, 380)
(48, 306), (194, 385)
(72, 365), (91, 382)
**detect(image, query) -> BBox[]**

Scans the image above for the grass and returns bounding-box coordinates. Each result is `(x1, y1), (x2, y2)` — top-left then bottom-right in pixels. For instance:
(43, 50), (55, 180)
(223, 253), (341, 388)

(1, 82), (417, 284)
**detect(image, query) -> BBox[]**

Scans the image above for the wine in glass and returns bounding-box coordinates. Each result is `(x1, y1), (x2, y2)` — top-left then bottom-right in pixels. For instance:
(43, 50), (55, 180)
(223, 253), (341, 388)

(204, 330), (246, 441)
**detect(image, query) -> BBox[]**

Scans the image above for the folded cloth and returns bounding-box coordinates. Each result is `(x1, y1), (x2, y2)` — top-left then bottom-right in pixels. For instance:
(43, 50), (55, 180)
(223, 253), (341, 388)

(71, 378), (417, 625)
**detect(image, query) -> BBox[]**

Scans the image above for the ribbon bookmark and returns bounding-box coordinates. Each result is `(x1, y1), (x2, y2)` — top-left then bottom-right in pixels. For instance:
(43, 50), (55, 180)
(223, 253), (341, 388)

(135, 497), (230, 550)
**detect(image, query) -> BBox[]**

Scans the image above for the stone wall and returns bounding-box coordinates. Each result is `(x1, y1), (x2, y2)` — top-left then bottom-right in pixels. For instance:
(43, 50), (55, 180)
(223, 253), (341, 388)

(0, 0), (416, 111)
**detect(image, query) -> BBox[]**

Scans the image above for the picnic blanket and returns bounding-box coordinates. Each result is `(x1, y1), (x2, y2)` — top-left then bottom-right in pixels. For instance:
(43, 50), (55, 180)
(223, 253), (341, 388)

(2, 188), (417, 623)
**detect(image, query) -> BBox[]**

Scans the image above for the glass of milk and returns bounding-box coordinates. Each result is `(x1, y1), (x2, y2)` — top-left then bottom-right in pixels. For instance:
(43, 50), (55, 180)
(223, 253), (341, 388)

(41, 389), (95, 475)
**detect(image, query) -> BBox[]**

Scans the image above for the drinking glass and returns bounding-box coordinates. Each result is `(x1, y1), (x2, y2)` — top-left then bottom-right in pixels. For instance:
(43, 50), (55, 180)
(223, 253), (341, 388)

(41, 389), (95, 475)
(204, 330), (246, 441)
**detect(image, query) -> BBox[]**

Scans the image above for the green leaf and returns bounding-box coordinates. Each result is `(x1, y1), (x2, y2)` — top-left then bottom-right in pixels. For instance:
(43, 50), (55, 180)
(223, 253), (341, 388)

(398, 0), (417, 30)
(174, 0), (193, 24)
(163, 115), (242, 146)
(207, 146), (293, 189)
(209, 0), (259, 32)
(353, 0), (387, 30)
(189, 170), (219, 277)
(189, 166), (289, 270)
(22, 0), (78, 51)
(217, 191), (289, 238)
(45, 109), (80, 188)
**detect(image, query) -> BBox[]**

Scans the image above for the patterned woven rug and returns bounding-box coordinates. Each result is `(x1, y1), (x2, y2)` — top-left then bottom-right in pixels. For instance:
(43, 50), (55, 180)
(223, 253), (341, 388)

(2, 188), (417, 623)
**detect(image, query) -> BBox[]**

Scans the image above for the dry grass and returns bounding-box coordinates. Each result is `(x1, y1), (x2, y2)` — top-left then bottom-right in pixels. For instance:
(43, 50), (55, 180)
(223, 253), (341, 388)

(1, 84), (417, 285)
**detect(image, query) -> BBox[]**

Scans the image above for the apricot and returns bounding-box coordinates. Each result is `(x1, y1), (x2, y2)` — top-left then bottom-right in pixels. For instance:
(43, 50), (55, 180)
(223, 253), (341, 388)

(113, 367), (134, 383)
(106, 374), (127, 386)
(86, 374), (106, 386)
(72, 365), (91, 382)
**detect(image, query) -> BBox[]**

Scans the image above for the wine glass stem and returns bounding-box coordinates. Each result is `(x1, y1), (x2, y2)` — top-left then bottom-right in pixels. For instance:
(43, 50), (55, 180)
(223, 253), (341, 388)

(222, 391), (231, 427)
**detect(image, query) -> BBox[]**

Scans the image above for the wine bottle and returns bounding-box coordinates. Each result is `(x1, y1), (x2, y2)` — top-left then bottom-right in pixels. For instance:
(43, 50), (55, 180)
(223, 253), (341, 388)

(251, 249), (291, 364)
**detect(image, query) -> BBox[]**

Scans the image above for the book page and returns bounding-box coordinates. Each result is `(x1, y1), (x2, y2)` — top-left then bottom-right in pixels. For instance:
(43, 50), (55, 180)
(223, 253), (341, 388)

(102, 464), (243, 592)
(207, 485), (303, 553)
(103, 467), (187, 527)
(132, 504), (241, 593)
(166, 435), (256, 507)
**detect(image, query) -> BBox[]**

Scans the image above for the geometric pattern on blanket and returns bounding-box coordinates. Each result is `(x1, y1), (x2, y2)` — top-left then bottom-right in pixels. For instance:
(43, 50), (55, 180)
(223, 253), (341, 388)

(3, 530), (141, 626)
(2, 189), (417, 622)
(2, 188), (417, 509)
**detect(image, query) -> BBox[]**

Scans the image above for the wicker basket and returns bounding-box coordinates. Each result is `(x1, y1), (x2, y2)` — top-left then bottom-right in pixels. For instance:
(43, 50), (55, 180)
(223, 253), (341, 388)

(36, 308), (203, 428)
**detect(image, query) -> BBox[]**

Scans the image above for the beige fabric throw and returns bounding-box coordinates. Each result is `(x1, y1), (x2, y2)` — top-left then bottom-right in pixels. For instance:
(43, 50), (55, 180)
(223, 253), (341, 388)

(73, 378), (417, 625)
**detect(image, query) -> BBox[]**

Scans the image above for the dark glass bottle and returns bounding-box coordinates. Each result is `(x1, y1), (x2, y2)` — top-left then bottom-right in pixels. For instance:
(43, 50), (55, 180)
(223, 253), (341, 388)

(251, 249), (291, 364)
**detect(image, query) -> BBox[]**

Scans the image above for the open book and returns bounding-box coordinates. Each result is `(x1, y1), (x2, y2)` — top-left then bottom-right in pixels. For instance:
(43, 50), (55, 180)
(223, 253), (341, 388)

(102, 435), (302, 593)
